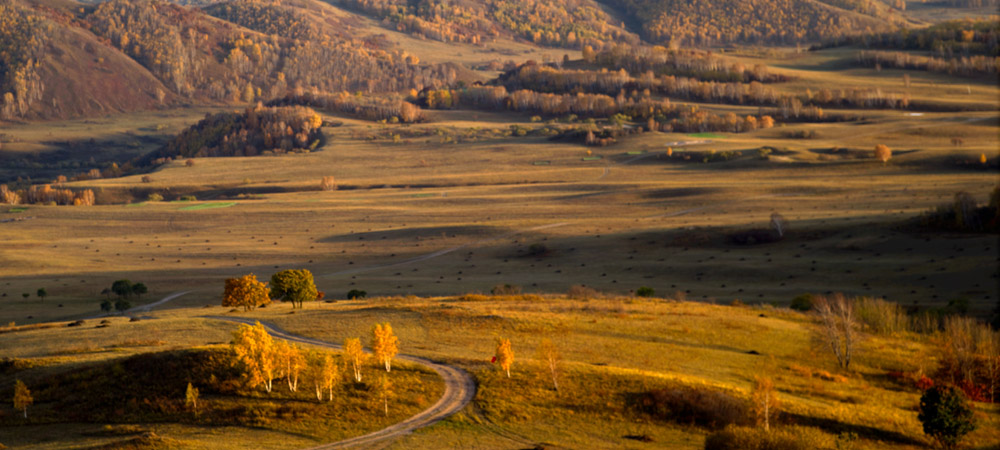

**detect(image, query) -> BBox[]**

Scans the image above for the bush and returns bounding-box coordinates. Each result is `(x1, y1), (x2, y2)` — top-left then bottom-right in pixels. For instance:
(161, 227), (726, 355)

(919, 385), (976, 449)
(147, 193), (163, 202)
(346, 289), (367, 300)
(179, 195), (197, 201)
(789, 294), (813, 312)
(630, 386), (747, 429)
(855, 297), (909, 335)
(491, 284), (522, 295)
(704, 425), (832, 450)
(636, 286), (655, 297)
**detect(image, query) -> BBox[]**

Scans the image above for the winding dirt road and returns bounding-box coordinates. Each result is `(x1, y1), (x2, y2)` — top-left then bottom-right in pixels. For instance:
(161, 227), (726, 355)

(203, 316), (477, 450)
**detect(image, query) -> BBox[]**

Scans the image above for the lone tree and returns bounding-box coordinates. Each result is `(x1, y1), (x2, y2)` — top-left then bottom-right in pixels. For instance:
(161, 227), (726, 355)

(344, 338), (367, 382)
(919, 385), (976, 449)
(231, 321), (278, 393)
(814, 293), (857, 370)
(111, 280), (133, 300)
(874, 144), (892, 165)
(270, 269), (318, 309)
(185, 383), (200, 414)
(496, 338), (514, 378)
(371, 323), (399, 372)
(750, 376), (781, 431)
(36, 288), (46, 302)
(536, 338), (561, 391)
(131, 283), (148, 301)
(770, 212), (788, 238)
(223, 274), (271, 311)
(13, 379), (32, 419)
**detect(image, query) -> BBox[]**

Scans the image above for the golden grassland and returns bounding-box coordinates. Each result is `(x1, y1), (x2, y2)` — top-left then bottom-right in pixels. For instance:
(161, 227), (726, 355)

(2, 297), (998, 449)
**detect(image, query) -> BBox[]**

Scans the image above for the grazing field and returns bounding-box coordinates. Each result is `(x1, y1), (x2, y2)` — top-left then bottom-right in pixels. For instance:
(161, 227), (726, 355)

(1, 7), (998, 446)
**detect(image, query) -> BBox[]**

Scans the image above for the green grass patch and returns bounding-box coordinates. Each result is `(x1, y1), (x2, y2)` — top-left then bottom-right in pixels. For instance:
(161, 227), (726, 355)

(6, 207), (28, 213)
(411, 193), (436, 198)
(626, 151), (644, 155)
(687, 133), (727, 139)
(582, 156), (603, 161)
(178, 202), (237, 211)
(532, 161), (551, 165)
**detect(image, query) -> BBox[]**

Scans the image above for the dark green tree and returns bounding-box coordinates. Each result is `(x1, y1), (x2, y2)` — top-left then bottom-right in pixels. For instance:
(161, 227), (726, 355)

(36, 288), (46, 302)
(636, 286), (655, 297)
(270, 269), (318, 309)
(111, 280), (133, 300)
(131, 282), (148, 300)
(114, 298), (132, 313)
(100, 299), (113, 313)
(919, 385), (976, 449)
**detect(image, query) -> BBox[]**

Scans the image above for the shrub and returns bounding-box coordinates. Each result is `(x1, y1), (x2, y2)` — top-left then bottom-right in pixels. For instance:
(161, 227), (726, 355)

(147, 193), (163, 202)
(491, 284), (522, 295)
(179, 195), (197, 201)
(919, 385), (976, 449)
(636, 286), (655, 297)
(855, 297), (909, 335)
(704, 425), (832, 450)
(789, 294), (813, 311)
(346, 289), (367, 300)
(526, 243), (549, 257)
(566, 285), (600, 300)
(630, 386), (747, 429)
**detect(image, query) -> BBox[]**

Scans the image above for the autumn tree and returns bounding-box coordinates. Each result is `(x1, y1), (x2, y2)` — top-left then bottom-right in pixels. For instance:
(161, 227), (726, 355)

(372, 323), (399, 372)
(223, 274), (271, 311)
(231, 321), (278, 393)
(496, 338), (514, 378)
(270, 269), (318, 309)
(185, 382), (200, 414)
(750, 376), (780, 431)
(373, 373), (394, 417)
(307, 350), (339, 401)
(919, 385), (976, 449)
(13, 379), (32, 419)
(320, 176), (337, 191)
(874, 144), (892, 165)
(276, 341), (306, 392)
(344, 337), (367, 382)
(536, 338), (561, 391)
(814, 293), (857, 370)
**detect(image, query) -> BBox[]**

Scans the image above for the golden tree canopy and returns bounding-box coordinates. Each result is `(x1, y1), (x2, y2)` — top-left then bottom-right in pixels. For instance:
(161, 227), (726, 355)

(223, 274), (270, 311)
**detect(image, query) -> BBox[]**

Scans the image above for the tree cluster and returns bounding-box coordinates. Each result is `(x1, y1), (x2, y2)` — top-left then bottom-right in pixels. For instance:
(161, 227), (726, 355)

(857, 50), (998, 78)
(156, 105), (323, 160)
(597, 0), (890, 47)
(268, 91), (424, 123)
(341, 0), (637, 49)
(591, 45), (790, 84)
(0, 0), (46, 119)
(0, 184), (95, 206)
(817, 19), (999, 57)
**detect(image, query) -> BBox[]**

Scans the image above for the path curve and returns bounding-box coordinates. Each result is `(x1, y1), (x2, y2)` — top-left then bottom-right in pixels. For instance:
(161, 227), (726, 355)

(203, 316), (476, 450)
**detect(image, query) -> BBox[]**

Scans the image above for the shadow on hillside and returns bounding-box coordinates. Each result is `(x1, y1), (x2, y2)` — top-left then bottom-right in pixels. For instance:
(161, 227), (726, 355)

(784, 412), (926, 446)
(318, 225), (503, 243)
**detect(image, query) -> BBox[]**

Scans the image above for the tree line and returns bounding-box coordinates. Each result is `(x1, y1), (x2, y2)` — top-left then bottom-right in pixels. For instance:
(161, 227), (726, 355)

(0, 0), (46, 120)
(815, 19), (1000, 57)
(268, 91), (424, 123)
(0, 183), (95, 206)
(588, 45), (791, 84)
(856, 50), (998, 78)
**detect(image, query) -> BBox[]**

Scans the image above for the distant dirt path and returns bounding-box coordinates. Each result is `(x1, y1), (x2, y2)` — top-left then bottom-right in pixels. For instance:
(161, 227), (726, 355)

(204, 316), (476, 450)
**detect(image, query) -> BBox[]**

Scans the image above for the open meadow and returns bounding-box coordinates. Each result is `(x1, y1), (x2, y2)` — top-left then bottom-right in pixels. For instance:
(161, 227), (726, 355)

(1, 1), (999, 447)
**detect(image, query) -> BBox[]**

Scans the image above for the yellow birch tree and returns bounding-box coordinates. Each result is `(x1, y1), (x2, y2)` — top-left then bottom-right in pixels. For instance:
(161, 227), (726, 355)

(231, 321), (278, 393)
(496, 338), (514, 378)
(372, 322), (399, 372)
(344, 338), (366, 382)
(13, 379), (32, 419)
(536, 338), (561, 391)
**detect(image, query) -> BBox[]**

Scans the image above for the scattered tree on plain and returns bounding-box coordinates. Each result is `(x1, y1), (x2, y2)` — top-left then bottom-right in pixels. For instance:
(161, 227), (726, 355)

(131, 283), (147, 300)
(231, 321), (278, 393)
(344, 337), (367, 382)
(770, 212), (787, 238)
(496, 338), (514, 378)
(223, 274), (271, 311)
(185, 382), (200, 414)
(750, 376), (780, 431)
(270, 269), (318, 309)
(372, 323), (399, 372)
(36, 288), (46, 302)
(114, 298), (131, 313)
(373, 373), (394, 417)
(814, 293), (857, 370)
(536, 338), (561, 391)
(111, 279), (133, 300)
(874, 144), (892, 165)
(100, 299), (113, 313)
(919, 385), (976, 449)
(13, 379), (32, 419)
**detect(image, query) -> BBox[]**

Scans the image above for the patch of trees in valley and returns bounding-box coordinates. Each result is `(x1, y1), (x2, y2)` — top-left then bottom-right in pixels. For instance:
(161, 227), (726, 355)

(0, 0), (46, 120)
